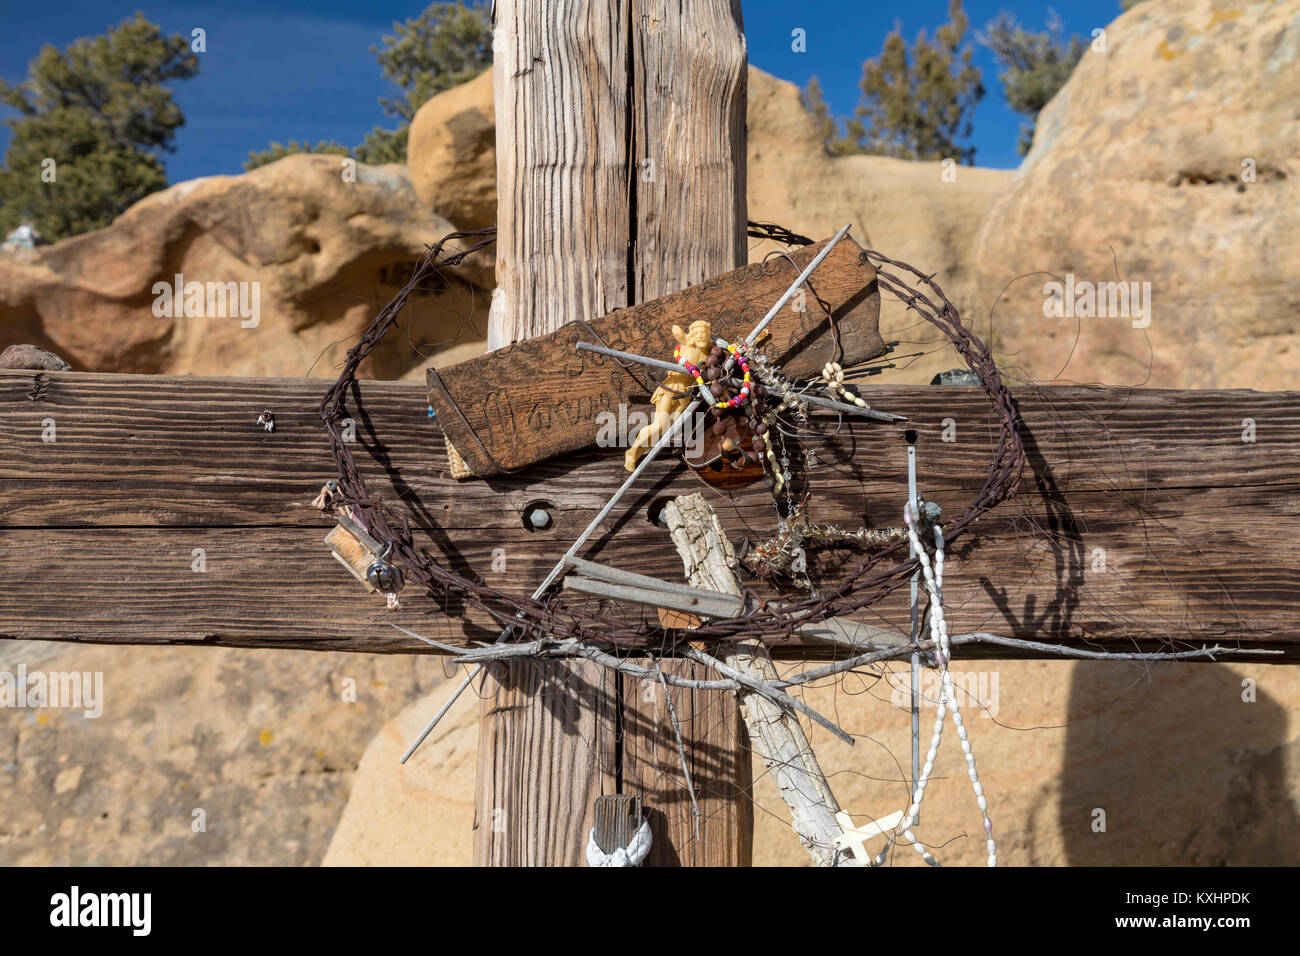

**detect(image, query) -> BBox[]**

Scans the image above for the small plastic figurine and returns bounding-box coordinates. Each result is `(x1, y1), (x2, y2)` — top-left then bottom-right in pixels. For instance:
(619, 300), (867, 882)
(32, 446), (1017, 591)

(625, 320), (712, 471)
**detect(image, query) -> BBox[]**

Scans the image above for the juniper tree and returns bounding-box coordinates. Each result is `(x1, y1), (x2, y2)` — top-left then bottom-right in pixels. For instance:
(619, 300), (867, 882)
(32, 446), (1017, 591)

(808, 0), (984, 163)
(0, 13), (198, 239)
(979, 10), (1086, 155)
(355, 0), (493, 164)
(801, 77), (860, 157)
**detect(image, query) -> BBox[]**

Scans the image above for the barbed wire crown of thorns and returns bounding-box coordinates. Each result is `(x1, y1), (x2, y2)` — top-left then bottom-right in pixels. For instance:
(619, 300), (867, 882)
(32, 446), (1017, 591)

(318, 221), (1026, 651)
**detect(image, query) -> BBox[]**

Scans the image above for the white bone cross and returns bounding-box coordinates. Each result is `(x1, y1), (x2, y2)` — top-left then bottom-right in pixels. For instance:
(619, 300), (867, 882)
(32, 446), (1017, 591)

(833, 809), (905, 864)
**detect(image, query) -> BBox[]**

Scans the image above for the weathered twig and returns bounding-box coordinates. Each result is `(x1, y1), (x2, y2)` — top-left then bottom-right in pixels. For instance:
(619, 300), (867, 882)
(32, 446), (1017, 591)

(394, 625), (756, 693)
(665, 493), (854, 866)
(945, 632), (1285, 662)
(681, 646), (853, 745)
(394, 623), (1281, 690)
(781, 635), (1283, 690)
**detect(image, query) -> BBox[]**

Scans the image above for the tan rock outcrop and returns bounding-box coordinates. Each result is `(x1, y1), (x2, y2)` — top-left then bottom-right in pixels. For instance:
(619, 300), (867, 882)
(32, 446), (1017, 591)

(745, 68), (1011, 384)
(321, 672), (478, 867)
(408, 69), (497, 231)
(0, 637), (446, 865)
(0, 64), (999, 387)
(972, 0), (1300, 389)
(0, 155), (491, 379)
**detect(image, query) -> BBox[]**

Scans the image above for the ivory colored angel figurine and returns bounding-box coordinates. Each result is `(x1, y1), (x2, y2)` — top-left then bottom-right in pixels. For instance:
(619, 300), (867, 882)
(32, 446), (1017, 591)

(624, 319), (712, 471)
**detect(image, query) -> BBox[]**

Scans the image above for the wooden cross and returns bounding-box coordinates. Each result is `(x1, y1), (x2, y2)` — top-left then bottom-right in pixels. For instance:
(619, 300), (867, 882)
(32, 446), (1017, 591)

(2, 0), (1298, 870)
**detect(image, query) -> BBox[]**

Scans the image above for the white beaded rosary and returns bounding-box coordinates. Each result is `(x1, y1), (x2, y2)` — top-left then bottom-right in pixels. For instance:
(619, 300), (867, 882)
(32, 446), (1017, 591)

(821, 361), (870, 409)
(878, 498), (997, 867)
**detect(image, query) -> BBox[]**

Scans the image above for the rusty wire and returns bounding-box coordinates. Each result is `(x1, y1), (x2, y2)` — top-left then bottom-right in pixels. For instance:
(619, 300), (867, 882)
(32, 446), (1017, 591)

(320, 222), (1025, 653)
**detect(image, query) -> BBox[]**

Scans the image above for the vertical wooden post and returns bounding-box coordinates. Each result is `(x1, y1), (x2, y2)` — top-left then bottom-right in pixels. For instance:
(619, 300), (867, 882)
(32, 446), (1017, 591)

(474, 0), (751, 866)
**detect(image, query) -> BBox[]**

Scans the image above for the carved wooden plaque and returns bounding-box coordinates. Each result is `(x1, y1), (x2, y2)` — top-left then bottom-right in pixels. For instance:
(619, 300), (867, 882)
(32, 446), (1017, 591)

(427, 236), (884, 476)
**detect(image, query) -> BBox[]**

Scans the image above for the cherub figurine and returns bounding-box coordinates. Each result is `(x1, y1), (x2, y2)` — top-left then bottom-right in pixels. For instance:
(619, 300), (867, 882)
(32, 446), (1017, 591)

(625, 320), (712, 471)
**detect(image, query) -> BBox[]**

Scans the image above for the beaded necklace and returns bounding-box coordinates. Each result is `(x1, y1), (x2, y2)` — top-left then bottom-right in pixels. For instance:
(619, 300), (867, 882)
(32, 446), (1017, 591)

(885, 500), (997, 867)
(674, 340), (752, 409)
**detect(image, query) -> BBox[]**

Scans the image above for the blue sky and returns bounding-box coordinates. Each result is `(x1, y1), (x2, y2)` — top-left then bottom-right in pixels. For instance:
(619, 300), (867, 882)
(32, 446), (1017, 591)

(0, 0), (1128, 182)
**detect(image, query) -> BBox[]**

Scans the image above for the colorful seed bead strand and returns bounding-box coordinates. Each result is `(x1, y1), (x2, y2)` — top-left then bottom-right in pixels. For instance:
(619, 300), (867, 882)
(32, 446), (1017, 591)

(724, 344), (752, 409)
(675, 342), (752, 409)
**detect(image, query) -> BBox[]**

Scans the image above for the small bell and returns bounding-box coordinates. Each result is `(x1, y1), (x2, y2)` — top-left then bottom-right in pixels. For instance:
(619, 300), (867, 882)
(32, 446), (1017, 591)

(365, 544), (405, 593)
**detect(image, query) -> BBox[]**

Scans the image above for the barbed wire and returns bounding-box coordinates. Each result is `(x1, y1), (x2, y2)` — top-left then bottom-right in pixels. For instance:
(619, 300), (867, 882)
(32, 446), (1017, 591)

(319, 222), (1025, 653)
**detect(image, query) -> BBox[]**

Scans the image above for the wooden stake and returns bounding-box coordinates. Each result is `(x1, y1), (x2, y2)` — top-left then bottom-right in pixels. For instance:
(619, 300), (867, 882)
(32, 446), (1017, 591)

(664, 493), (851, 866)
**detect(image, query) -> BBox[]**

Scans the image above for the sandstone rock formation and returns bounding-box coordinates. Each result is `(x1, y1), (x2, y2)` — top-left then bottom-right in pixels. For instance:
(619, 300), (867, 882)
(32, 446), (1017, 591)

(0, 636), (446, 865)
(0, 155), (492, 380)
(0, 65), (1003, 388)
(408, 69), (497, 231)
(973, 0), (1300, 389)
(320, 673), (478, 867)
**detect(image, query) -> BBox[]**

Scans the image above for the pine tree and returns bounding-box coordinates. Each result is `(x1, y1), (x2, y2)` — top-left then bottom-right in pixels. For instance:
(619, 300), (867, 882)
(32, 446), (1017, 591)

(979, 10), (1086, 155)
(801, 77), (858, 157)
(0, 13), (198, 239)
(830, 0), (985, 163)
(357, 1), (492, 164)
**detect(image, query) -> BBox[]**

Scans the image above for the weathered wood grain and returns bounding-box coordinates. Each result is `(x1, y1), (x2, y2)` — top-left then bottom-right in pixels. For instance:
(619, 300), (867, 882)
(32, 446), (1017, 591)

(3, 370), (1299, 657)
(476, 0), (753, 868)
(7, 374), (1295, 504)
(428, 236), (884, 476)
(612, 0), (753, 869)
(472, 658), (617, 866)
(2, 485), (1293, 655)
(616, 656), (753, 866)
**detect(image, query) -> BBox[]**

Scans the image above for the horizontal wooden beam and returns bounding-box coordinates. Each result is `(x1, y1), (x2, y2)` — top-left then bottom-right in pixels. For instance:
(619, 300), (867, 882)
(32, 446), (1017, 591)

(2, 369), (1298, 660)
